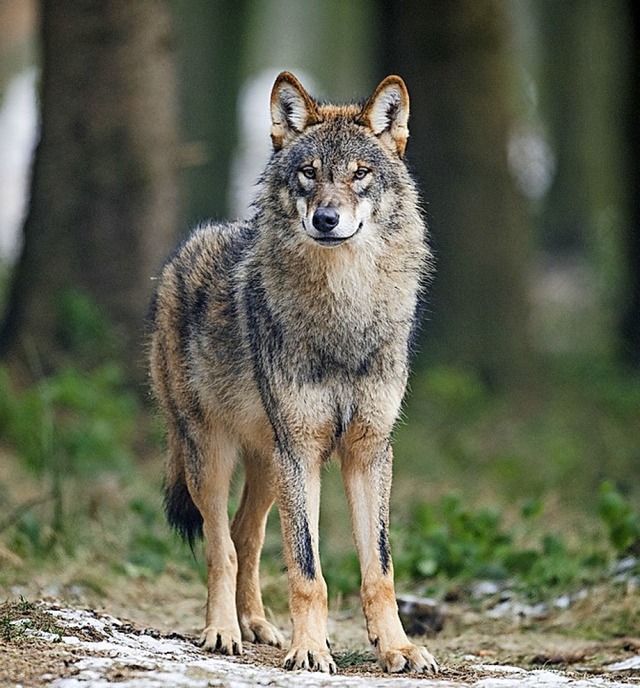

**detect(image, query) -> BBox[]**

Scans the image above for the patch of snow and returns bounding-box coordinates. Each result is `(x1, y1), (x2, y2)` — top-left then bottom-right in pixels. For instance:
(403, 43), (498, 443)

(605, 656), (640, 672)
(473, 673), (637, 688)
(485, 599), (547, 619)
(473, 665), (526, 674)
(18, 606), (635, 688)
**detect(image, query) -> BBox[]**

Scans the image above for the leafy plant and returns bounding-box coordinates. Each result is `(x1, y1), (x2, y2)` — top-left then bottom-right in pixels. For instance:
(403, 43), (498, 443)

(387, 491), (616, 598)
(0, 360), (139, 542)
(56, 289), (119, 367)
(1, 363), (137, 477)
(598, 480), (640, 555)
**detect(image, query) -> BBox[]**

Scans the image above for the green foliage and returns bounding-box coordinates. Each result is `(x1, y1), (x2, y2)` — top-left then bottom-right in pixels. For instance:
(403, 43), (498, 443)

(0, 363), (137, 477)
(394, 495), (513, 582)
(9, 511), (50, 558)
(322, 551), (360, 596)
(383, 487), (636, 599)
(598, 480), (640, 555)
(420, 365), (488, 414)
(56, 289), (117, 364)
(334, 649), (376, 668)
(321, 487), (628, 599)
(122, 497), (195, 577)
(1, 355), (638, 606)
(397, 359), (640, 506)
(0, 352), (139, 545)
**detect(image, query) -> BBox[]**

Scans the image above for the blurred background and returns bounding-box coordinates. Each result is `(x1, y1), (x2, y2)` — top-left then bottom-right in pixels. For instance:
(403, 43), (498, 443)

(0, 0), (638, 602)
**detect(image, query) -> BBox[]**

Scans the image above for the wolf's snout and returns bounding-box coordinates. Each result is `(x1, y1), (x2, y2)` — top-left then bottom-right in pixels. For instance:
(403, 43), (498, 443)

(312, 207), (340, 233)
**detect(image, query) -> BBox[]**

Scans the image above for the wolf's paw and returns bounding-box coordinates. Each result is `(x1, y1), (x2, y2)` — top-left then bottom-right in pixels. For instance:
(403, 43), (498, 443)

(377, 644), (438, 673)
(240, 617), (284, 647)
(199, 625), (243, 656)
(283, 645), (336, 673)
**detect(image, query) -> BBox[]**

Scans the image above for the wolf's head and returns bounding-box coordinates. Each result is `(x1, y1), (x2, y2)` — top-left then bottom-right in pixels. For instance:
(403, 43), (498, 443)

(264, 72), (416, 249)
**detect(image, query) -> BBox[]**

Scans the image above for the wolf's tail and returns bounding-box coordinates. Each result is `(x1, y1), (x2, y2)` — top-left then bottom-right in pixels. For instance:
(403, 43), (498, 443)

(163, 464), (203, 552)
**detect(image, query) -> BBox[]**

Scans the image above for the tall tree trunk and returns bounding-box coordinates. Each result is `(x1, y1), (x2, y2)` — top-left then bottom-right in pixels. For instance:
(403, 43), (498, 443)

(380, 0), (532, 390)
(172, 0), (249, 227)
(0, 0), (180, 389)
(621, 0), (640, 367)
(534, 0), (592, 255)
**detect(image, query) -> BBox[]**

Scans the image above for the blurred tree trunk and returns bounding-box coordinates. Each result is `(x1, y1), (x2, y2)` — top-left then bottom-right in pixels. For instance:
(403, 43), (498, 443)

(0, 0), (180, 390)
(172, 0), (249, 226)
(621, 0), (640, 367)
(533, 0), (591, 255)
(380, 0), (532, 390)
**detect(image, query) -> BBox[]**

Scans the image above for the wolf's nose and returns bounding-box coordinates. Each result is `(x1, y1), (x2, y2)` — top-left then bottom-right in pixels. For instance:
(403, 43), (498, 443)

(312, 207), (340, 233)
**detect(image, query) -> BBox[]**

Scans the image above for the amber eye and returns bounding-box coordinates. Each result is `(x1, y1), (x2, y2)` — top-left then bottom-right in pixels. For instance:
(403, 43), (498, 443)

(354, 167), (370, 180)
(300, 166), (316, 180)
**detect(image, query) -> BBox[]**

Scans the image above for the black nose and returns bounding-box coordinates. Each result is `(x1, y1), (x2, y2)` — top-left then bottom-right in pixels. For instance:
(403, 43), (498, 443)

(312, 207), (340, 233)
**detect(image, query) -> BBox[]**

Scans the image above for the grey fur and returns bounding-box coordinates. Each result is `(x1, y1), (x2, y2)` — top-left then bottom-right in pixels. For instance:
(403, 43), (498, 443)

(149, 72), (437, 674)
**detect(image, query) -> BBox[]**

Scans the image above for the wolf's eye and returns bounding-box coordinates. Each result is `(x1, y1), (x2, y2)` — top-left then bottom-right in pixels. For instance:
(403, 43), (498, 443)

(300, 166), (316, 180)
(354, 167), (370, 180)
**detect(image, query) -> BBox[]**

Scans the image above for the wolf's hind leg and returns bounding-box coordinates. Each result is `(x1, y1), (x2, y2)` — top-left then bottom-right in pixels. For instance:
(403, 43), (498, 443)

(188, 433), (242, 655)
(231, 451), (284, 647)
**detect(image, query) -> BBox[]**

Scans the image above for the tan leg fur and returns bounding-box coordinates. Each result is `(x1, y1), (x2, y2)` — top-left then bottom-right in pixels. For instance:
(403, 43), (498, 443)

(231, 452), (284, 647)
(187, 433), (242, 655)
(339, 417), (438, 673)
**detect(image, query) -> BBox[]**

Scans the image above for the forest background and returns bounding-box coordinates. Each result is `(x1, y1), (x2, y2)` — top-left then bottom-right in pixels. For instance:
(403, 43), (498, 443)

(0, 0), (639, 618)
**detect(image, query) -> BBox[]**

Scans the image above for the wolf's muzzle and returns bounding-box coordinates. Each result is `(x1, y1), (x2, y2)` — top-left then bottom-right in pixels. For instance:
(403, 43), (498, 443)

(312, 207), (340, 233)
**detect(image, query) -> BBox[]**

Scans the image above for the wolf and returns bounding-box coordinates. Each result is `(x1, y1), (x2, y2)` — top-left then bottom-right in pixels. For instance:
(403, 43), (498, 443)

(148, 71), (437, 674)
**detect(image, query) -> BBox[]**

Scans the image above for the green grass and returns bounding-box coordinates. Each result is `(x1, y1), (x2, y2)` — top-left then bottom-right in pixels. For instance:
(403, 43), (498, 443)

(395, 358), (640, 507)
(0, 598), (63, 643)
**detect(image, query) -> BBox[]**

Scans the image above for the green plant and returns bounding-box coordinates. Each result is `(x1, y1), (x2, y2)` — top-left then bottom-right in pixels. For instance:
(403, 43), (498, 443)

(1, 364), (137, 478)
(598, 480), (640, 555)
(0, 361), (138, 541)
(388, 492), (613, 598)
(0, 598), (63, 643)
(56, 289), (118, 365)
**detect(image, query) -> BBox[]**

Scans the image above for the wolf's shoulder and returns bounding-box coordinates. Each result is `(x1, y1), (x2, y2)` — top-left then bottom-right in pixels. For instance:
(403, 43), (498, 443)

(166, 220), (257, 271)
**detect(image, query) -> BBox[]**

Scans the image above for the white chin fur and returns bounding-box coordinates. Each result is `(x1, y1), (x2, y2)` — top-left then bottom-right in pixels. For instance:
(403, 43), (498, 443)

(303, 217), (362, 242)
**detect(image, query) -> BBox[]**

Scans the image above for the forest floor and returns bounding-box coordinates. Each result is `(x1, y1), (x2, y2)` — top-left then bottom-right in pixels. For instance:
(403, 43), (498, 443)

(2, 575), (640, 687)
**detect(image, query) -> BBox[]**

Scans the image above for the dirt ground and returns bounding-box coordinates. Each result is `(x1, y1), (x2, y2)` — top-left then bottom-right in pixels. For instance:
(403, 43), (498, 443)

(2, 574), (640, 687)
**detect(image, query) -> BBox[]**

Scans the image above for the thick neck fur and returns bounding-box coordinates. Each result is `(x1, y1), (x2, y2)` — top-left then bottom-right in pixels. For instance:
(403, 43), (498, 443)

(250, 190), (428, 337)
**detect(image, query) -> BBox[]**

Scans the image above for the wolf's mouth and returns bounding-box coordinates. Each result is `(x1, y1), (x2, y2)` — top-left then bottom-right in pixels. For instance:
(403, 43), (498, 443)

(311, 222), (363, 247)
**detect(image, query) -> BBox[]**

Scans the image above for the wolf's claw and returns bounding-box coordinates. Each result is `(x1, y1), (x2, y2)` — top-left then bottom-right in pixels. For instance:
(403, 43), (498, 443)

(240, 617), (284, 647)
(283, 645), (336, 673)
(199, 626), (243, 656)
(377, 644), (438, 673)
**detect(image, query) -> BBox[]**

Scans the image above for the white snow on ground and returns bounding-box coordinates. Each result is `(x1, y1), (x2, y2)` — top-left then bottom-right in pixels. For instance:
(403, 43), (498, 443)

(18, 607), (636, 688)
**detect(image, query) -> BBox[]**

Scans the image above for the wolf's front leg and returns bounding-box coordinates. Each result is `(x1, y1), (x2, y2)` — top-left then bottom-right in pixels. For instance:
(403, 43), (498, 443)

(276, 447), (336, 673)
(340, 434), (438, 674)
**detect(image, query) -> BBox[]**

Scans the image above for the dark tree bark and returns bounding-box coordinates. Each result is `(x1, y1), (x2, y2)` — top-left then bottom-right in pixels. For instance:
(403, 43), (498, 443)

(621, 0), (640, 367)
(172, 0), (249, 227)
(534, 0), (592, 256)
(380, 0), (532, 390)
(0, 0), (180, 389)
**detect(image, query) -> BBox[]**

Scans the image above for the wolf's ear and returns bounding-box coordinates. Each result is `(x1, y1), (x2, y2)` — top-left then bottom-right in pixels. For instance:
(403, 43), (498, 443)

(270, 72), (321, 151)
(357, 75), (410, 158)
